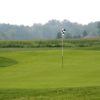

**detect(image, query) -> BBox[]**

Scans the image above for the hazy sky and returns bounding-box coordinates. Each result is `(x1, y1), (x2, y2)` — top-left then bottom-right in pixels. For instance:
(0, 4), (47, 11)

(0, 0), (100, 26)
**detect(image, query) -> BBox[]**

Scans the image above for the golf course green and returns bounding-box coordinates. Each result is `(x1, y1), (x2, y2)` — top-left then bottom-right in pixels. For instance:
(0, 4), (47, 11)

(0, 48), (100, 99)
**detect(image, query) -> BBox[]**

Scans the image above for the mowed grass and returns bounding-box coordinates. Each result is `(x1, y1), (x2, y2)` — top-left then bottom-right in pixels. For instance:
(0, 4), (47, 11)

(0, 48), (100, 99)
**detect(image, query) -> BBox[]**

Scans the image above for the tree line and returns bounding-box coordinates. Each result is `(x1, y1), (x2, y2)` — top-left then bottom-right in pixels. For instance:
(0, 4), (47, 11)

(0, 19), (100, 40)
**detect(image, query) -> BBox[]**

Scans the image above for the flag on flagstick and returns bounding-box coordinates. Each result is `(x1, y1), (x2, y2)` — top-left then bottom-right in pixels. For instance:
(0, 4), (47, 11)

(61, 28), (66, 38)
(61, 28), (66, 68)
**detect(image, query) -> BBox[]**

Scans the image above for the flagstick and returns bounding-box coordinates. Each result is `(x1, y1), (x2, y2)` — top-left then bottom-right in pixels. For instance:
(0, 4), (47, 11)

(62, 33), (64, 68)
(61, 28), (66, 69)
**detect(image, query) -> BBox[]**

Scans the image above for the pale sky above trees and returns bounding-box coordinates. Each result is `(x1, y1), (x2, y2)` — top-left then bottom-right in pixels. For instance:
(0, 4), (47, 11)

(0, 0), (100, 26)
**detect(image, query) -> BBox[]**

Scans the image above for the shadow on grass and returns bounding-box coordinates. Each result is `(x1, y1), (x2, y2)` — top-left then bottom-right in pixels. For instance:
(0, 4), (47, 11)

(0, 57), (18, 67)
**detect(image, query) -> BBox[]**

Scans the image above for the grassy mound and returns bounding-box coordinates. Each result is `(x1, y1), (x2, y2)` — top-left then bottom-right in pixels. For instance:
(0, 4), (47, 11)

(0, 57), (18, 67)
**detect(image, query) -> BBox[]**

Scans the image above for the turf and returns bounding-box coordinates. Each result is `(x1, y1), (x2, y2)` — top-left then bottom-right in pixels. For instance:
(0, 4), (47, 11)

(0, 48), (100, 99)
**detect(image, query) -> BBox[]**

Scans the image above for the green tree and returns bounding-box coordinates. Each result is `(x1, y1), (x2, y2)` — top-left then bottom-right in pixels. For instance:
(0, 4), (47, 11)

(83, 30), (88, 37)
(56, 32), (61, 39)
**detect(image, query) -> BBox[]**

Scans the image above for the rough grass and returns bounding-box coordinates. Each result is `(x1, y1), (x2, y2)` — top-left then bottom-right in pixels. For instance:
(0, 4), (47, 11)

(0, 86), (100, 100)
(0, 48), (100, 99)
(0, 39), (100, 48)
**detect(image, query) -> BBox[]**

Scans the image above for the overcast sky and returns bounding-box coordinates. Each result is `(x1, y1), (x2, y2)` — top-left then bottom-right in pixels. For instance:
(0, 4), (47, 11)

(0, 0), (100, 26)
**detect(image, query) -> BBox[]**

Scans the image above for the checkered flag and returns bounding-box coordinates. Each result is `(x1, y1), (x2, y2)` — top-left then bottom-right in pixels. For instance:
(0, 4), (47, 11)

(61, 28), (66, 38)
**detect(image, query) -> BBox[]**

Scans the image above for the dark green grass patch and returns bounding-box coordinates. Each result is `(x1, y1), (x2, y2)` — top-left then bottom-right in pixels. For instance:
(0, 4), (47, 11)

(0, 57), (18, 67)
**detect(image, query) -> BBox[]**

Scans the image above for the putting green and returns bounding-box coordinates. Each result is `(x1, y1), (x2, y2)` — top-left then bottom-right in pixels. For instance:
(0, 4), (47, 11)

(0, 48), (100, 89)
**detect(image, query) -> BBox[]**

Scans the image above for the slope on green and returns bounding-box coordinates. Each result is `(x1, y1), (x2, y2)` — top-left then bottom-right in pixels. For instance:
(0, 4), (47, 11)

(0, 48), (100, 89)
(0, 57), (18, 67)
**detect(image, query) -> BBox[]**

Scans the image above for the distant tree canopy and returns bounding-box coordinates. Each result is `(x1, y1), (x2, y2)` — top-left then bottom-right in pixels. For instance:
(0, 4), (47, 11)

(97, 22), (100, 35)
(0, 19), (99, 40)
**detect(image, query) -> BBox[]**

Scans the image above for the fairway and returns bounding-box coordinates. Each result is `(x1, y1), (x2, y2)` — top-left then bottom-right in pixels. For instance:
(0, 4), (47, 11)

(0, 48), (100, 89)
